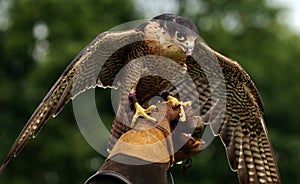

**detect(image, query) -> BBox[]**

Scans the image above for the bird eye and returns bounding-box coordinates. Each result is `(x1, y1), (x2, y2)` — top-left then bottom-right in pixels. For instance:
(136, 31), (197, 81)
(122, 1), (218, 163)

(175, 31), (185, 41)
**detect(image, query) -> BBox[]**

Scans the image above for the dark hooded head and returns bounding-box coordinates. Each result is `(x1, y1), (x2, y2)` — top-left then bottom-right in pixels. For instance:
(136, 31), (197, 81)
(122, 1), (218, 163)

(152, 14), (199, 35)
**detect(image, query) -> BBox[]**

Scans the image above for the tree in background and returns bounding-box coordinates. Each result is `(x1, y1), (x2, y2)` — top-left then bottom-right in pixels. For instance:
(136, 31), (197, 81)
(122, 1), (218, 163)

(0, 0), (299, 183)
(0, 1), (140, 184)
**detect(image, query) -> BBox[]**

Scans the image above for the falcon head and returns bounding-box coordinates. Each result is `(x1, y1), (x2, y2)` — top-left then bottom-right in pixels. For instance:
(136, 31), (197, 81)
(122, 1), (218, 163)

(142, 14), (198, 59)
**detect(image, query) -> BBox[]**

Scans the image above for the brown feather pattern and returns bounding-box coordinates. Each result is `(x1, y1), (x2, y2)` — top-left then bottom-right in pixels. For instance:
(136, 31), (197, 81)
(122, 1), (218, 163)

(0, 14), (281, 184)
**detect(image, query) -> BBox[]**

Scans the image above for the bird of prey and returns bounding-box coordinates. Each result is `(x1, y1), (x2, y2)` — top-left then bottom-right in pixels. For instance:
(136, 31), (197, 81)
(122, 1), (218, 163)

(85, 98), (205, 184)
(0, 14), (281, 184)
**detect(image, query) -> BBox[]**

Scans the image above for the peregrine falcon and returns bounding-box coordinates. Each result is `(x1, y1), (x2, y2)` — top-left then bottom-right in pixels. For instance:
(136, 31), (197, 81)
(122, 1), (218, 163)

(0, 14), (281, 184)
(85, 98), (205, 184)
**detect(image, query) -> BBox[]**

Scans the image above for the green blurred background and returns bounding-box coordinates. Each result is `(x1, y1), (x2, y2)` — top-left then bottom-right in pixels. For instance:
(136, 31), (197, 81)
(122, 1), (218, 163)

(0, 0), (299, 183)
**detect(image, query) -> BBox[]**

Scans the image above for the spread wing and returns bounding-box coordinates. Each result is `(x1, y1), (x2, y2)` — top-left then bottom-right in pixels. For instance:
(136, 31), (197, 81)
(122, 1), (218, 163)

(0, 28), (145, 173)
(186, 38), (281, 184)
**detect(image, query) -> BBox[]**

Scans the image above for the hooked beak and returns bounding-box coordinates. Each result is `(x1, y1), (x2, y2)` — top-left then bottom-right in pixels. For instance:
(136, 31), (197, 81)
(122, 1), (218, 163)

(181, 40), (195, 57)
(184, 46), (193, 56)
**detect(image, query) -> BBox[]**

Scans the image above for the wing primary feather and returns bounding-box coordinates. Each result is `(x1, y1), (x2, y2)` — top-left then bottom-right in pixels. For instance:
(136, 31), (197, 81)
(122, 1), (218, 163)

(188, 38), (281, 183)
(1, 28), (145, 173)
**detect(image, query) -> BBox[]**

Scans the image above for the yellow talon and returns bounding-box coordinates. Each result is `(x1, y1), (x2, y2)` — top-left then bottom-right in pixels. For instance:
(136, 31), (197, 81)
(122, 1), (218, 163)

(131, 102), (157, 127)
(181, 101), (191, 106)
(179, 100), (191, 121)
(164, 95), (191, 122)
(165, 95), (180, 106)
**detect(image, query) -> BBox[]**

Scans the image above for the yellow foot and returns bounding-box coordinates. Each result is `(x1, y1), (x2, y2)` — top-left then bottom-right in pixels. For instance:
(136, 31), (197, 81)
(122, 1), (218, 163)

(131, 102), (157, 127)
(164, 95), (191, 122)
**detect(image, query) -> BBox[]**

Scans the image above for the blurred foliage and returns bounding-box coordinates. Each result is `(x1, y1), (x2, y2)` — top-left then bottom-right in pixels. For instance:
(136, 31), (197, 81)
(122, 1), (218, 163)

(0, 0), (140, 184)
(0, 0), (299, 183)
